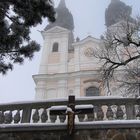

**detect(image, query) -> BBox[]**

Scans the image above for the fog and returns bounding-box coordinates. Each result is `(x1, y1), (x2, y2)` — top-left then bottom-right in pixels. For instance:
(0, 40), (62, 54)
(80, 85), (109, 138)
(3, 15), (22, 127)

(0, 0), (140, 103)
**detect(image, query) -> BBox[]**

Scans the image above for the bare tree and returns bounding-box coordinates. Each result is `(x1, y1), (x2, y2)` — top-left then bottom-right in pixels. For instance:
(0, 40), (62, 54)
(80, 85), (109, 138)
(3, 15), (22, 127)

(94, 18), (140, 96)
(96, 18), (140, 78)
(118, 59), (140, 97)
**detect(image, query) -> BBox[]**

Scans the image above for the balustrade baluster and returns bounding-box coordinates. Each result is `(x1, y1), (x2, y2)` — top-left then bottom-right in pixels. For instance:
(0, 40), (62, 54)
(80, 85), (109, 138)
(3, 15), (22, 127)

(14, 110), (21, 123)
(5, 111), (13, 124)
(32, 109), (40, 123)
(77, 114), (85, 122)
(21, 107), (32, 123)
(87, 107), (94, 121)
(106, 106), (114, 120)
(50, 115), (57, 123)
(126, 104), (135, 120)
(59, 114), (66, 123)
(136, 105), (140, 119)
(116, 106), (124, 119)
(41, 109), (48, 123)
(87, 113), (94, 121)
(0, 111), (4, 124)
(96, 106), (104, 120)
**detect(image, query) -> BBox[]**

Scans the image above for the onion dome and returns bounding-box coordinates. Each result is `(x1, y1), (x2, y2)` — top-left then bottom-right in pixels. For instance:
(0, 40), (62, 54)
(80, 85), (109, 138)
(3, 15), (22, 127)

(105, 0), (133, 27)
(45, 0), (74, 31)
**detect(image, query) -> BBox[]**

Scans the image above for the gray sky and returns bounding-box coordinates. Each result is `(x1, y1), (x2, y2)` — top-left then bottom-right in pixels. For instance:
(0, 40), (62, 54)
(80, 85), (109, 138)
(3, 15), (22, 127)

(0, 0), (140, 103)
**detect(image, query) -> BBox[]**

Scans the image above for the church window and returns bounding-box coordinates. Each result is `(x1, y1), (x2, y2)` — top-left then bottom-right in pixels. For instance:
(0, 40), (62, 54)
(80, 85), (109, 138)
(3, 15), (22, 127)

(52, 42), (59, 52)
(86, 86), (99, 96)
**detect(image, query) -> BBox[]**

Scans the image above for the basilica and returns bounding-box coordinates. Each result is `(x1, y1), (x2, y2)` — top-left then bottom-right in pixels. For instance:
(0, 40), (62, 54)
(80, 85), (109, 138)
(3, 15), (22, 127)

(33, 0), (132, 100)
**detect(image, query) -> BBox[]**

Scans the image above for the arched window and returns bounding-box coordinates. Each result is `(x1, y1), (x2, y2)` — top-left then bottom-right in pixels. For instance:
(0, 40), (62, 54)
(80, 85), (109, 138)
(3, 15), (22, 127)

(52, 42), (59, 52)
(86, 86), (99, 96)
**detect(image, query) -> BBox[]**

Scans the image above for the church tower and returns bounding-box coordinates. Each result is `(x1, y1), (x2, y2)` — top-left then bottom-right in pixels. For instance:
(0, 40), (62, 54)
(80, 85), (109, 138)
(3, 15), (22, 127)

(33, 0), (135, 100)
(39, 0), (74, 74)
(33, 0), (75, 100)
(33, 0), (105, 100)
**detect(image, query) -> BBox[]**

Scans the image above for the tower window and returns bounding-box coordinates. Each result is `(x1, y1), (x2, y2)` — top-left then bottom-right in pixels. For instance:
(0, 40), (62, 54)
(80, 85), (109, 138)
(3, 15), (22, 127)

(52, 42), (59, 52)
(86, 86), (99, 96)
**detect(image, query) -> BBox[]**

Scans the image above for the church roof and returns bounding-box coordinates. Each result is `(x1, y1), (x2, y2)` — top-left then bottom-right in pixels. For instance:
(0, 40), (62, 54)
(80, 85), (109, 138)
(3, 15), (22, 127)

(45, 0), (74, 31)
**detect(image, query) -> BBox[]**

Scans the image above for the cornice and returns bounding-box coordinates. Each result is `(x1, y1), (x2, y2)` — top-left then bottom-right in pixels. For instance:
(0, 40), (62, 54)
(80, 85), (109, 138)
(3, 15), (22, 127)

(33, 70), (101, 84)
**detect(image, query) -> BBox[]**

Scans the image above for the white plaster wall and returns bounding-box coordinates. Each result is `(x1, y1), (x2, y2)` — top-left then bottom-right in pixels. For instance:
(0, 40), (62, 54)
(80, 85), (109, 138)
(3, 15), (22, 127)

(74, 47), (80, 71)
(35, 81), (47, 100)
(34, 27), (123, 100)
(74, 78), (81, 97)
(46, 89), (57, 99)
(57, 80), (68, 98)
(38, 27), (70, 74)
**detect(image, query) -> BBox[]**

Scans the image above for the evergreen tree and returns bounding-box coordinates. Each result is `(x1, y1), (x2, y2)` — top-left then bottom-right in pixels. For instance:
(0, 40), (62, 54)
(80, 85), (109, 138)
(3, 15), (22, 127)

(0, 0), (55, 74)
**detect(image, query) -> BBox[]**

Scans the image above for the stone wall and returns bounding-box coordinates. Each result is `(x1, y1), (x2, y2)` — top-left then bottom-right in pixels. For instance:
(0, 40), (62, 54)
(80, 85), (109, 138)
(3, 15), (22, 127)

(0, 129), (139, 140)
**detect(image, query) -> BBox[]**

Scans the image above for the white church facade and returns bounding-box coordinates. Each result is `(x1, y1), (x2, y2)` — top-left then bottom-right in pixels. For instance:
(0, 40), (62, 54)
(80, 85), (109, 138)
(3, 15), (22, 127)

(33, 0), (123, 100)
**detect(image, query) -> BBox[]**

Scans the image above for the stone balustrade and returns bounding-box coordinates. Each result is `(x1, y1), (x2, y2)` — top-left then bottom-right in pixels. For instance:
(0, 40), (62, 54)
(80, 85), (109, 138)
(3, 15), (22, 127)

(0, 96), (139, 124)
(0, 96), (140, 140)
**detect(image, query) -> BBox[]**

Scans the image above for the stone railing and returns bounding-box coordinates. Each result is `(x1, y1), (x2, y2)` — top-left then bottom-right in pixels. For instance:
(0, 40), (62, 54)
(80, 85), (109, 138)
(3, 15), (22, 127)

(0, 96), (140, 124)
(0, 96), (140, 140)
(0, 97), (140, 124)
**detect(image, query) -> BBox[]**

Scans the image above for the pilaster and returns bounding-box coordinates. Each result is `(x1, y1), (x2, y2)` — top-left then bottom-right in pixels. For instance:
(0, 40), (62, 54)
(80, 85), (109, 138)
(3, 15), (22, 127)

(58, 80), (68, 98)
(75, 78), (81, 97)
(35, 81), (47, 100)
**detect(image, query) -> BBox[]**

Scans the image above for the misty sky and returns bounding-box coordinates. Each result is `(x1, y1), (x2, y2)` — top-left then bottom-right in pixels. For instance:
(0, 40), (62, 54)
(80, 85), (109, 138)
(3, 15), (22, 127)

(0, 0), (140, 103)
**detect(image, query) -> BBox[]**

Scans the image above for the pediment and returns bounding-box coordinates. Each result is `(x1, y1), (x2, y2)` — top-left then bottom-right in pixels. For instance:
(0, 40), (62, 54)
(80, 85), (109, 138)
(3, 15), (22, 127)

(45, 26), (69, 34)
(73, 36), (101, 47)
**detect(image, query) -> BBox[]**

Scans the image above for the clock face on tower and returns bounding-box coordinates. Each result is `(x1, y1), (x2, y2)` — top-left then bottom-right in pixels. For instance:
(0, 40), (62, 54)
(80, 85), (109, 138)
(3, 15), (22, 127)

(84, 47), (94, 57)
